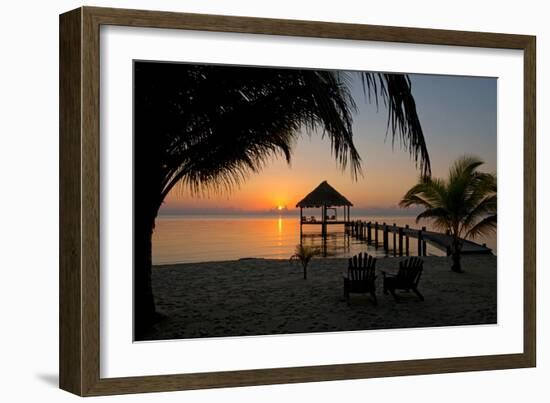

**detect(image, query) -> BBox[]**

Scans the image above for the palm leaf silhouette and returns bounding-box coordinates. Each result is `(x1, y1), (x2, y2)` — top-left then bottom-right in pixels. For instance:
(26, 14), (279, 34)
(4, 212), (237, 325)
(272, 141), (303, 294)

(400, 155), (496, 272)
(133, 62), (431, 333)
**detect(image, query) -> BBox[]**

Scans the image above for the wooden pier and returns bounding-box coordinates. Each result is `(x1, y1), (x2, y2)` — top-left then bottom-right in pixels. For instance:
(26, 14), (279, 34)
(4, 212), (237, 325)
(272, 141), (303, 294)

(346, 220), (492, 256)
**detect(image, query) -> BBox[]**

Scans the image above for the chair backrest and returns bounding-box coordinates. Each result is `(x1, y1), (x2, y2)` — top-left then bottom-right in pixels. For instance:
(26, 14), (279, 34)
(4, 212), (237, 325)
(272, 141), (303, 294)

(348, 252), (376, 281)
(397, 257), (423, 286)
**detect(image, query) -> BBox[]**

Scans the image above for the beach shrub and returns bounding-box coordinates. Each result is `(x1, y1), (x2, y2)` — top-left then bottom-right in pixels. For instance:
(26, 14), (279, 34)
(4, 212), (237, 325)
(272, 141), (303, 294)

(290, 245), (321, 280)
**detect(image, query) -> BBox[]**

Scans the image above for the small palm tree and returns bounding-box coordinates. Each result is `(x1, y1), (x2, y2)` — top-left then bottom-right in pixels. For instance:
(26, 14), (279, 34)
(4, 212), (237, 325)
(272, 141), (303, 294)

(290, 245), (321, 280)
(399, 155), (496, 272)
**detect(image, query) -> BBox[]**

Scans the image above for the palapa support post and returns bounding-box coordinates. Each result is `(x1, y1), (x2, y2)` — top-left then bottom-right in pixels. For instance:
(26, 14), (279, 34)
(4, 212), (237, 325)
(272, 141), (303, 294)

(321, 205), (327, 239)
(299, 207), (303, 243)
(405, 224), (410, 256)
(374, 221), (379, 248)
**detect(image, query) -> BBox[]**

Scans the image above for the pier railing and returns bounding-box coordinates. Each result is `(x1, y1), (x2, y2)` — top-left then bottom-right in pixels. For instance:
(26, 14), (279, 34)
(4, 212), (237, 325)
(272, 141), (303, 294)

(345, 220), (492, 256)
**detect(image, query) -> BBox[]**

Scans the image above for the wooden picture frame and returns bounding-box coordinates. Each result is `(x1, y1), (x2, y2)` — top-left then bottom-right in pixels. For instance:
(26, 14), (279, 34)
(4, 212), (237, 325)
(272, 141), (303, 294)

(59, 6), (536, 396)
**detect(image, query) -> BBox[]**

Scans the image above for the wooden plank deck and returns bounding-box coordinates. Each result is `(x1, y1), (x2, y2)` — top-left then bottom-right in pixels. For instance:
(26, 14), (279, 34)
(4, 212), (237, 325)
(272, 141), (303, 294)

(402, 227), (492, 255)
(346, 220), (493, 255)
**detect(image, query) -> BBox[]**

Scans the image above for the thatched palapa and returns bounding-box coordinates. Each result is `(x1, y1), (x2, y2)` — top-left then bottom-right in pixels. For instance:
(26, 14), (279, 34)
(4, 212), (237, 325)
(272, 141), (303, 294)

(296, 180), (353, 208)
(297, 181), (353, 241)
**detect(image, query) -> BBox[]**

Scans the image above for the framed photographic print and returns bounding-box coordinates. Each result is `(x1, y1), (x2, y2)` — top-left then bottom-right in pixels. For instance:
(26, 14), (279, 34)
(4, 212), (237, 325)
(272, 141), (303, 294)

(59, 6), (536, 396)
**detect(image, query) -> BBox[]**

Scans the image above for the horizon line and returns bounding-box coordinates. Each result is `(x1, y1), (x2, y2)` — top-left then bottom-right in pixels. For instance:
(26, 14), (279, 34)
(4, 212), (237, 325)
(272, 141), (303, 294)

(157, 206), (423, 216)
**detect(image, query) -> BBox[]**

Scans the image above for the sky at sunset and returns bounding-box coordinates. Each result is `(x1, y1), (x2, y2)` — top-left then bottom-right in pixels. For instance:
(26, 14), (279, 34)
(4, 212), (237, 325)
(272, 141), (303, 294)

(159, 71), (497, 215)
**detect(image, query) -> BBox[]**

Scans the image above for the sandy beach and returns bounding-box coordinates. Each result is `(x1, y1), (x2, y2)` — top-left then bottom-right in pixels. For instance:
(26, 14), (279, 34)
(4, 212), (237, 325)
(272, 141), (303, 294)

(139, 255), (497, 341)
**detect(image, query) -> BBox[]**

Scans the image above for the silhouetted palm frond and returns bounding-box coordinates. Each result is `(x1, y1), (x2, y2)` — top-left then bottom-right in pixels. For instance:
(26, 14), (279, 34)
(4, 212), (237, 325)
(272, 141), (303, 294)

(132, 62), (433, 324)
(134, 63), (431, 208)
(361, 73), (430, 176)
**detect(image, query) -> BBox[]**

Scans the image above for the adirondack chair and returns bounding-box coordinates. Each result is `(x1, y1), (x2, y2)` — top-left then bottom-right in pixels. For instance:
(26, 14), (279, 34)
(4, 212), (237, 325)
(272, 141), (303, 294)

(343, 253), (377, 305)
(382, 257), (424, 302)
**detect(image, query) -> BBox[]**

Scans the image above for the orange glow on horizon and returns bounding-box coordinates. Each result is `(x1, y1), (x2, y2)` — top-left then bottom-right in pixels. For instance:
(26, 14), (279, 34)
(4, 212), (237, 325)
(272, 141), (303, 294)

(161, 169), (412, 212)
(160, 128), (495, 213)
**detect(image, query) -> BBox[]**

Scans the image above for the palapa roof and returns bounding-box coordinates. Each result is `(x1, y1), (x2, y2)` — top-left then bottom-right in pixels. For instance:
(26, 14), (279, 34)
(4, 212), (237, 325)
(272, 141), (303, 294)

(296, 181), (353, 208)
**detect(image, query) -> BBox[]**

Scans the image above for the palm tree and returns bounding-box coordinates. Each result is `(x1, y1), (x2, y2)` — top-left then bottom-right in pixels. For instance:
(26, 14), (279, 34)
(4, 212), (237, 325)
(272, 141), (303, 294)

(399, 155), (497, 272)
(134, 62), (431, 335)
(290, 245), (321, 279)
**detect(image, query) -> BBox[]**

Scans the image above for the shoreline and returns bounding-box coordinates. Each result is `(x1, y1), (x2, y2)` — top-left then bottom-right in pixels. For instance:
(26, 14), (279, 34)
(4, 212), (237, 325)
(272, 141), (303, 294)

(153, 252), (496, 268)
(142, 255), (497, 341)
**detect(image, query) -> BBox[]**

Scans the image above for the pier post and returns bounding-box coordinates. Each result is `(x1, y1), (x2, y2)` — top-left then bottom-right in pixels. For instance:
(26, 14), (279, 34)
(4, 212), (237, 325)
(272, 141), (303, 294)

(299, 207), (303, 243)
(405, 224), (410, 256)
(367, 221), (372, 244)
(422, 226), (427, 256)
(382, 223), (388, 253)
(392, 223), (397, 256)
(417, 229), (423, 256)
(374, 221), (379, 248)
(398, 227), (403, 256)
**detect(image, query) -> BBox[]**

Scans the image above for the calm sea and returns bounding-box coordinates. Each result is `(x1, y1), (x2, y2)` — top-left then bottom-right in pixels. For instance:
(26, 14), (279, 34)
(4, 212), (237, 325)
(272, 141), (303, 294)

(152, 214), (497, 265)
